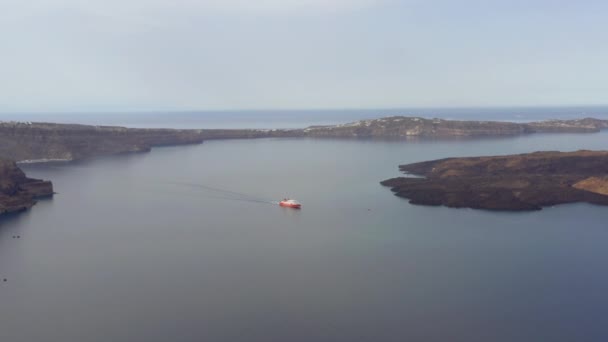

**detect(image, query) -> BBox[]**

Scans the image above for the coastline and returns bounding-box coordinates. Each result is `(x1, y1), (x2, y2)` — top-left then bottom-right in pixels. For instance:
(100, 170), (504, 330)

(3, 115), (608, 216)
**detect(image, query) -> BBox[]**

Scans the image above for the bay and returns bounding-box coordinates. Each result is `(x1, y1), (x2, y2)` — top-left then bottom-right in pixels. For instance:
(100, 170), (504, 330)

(1, 118), (608, 341)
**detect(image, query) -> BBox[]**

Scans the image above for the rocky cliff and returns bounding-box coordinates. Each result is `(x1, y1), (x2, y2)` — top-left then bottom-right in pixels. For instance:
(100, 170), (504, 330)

(381, 151), (608, 211)
(0, 122), (304, 162)
(0, 122), (210, 162)
(0, 159), (53, 215)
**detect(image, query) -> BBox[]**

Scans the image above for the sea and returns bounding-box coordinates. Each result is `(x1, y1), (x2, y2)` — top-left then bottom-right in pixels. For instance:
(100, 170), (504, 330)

(1, 107), (608, 342)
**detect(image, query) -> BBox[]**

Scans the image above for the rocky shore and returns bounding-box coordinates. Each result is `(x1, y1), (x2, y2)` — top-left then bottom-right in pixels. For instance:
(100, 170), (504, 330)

(0, 159), (53, 215)
(381, 151), (608, 211)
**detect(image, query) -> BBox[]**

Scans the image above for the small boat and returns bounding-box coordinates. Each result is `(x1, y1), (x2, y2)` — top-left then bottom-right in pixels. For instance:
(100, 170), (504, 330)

(279, 199), (301, 209)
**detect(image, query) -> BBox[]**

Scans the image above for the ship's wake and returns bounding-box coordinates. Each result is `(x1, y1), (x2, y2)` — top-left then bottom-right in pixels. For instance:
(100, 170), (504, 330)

(163, 181), (277, 205)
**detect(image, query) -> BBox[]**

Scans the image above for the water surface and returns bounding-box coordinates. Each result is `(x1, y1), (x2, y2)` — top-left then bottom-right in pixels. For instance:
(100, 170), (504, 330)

(2, 132), (608, 341)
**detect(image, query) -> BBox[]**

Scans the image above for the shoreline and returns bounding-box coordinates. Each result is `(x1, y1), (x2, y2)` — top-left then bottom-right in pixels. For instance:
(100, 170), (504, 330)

(16, 158), (73, 164)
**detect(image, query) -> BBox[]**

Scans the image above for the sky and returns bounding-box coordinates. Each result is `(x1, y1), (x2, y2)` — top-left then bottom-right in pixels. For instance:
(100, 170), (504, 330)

(0, 0), (606, 112)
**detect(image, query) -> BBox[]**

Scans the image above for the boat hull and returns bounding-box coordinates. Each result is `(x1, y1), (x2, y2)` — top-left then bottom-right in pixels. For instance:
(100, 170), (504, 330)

(279, 202), (301, 209)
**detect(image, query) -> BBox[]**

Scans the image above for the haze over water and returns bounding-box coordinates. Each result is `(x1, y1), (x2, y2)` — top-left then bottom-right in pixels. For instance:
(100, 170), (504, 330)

(3, 106), (608, 129)
(2, 112), (608, 341)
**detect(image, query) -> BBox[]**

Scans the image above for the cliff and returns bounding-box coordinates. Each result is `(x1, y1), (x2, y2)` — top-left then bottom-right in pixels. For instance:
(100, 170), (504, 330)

(0, 122), (209, 162)
(2, 117), (607, 162)
(381, 151), (608, 211)
(0, 159), (53, 215)
(0, 121), (303, 162)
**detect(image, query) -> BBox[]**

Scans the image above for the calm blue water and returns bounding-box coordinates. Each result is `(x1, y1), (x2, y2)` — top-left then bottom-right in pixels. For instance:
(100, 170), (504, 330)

(1, 112), (608, 341)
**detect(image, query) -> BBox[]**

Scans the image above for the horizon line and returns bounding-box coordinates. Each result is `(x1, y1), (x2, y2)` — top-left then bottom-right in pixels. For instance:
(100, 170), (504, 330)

(2, 104), (608, 115)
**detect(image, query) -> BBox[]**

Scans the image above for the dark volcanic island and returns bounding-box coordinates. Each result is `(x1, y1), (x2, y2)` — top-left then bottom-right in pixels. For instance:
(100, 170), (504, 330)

(381, 151), (608, 211)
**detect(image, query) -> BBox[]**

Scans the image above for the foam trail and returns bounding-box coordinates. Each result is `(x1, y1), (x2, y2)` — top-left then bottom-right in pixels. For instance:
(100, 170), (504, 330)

(163, 181), (276, 204)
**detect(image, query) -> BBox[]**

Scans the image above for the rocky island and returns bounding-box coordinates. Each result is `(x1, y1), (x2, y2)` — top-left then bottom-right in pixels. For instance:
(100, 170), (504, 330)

(381, 151), (608, 211)
(0, 159), (53, 215)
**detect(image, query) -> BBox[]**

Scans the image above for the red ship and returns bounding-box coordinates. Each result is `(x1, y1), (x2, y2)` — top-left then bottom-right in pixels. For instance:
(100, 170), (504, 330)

(279, 199), (301, 209)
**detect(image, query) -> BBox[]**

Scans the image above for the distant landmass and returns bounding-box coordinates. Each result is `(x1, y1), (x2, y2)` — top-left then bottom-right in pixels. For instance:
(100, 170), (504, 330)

(1, 116), (608, 216)
(2, 117), (608, 162)
(303, 116), (608, 137)
(381, 151), (608, 211)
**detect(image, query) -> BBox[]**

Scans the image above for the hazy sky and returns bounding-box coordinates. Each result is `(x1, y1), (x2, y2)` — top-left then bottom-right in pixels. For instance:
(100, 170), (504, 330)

(1, 0), (606, 111)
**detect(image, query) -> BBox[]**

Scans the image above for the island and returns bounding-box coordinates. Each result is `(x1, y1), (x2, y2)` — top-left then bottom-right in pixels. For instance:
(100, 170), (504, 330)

(0, 159), (53, 215)
(381, 150), (608, 211)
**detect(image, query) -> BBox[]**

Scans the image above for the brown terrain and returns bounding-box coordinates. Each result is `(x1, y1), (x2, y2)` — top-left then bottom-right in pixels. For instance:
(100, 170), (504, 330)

(381, 151), (608, 211)
(0, 159), (53, 215)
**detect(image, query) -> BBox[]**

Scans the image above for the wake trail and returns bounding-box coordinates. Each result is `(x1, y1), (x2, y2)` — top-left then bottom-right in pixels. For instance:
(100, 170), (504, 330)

(162, 181), (277, 205)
